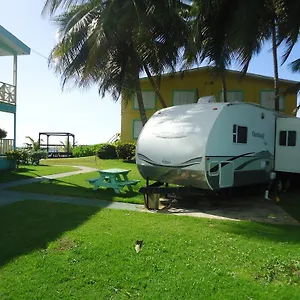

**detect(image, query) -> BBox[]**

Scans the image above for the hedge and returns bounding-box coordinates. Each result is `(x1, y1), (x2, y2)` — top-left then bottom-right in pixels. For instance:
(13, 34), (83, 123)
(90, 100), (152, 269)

(115, 142), (136, 161)
(72, 142), (136, 162)
(96, 143), (117, 159)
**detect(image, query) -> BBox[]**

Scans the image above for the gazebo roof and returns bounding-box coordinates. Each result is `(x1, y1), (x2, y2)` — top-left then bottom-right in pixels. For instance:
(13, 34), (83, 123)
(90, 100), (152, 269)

(0, 25), (30, 56)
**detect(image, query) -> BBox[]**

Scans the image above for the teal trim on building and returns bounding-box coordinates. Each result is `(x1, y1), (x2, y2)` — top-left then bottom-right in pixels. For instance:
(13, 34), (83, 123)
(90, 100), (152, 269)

(132, 119), (142, 140)
(0, 102), (16, 113)
(218, 90), (244, 102)
(171, 89), (197, 106)
(259, 89), (286, 111)
(0, 25), (31, 56)
(0, 156), (11, 170)
(132, 90), (156, 110)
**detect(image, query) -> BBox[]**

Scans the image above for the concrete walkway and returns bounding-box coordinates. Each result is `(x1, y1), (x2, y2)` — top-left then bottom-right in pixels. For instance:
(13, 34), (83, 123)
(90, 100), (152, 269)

(0, 165), (298, 226)
(0, 165), (145, 212)
(0, 189), (144, 211)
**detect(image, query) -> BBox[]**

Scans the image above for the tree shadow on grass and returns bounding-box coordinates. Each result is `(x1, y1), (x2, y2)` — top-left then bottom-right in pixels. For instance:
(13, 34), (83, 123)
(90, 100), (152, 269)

(0, 200), (101, 267)
(216, 220), (300, 244)
(0, 165), (53, 183)
(12, 178), (144, 205)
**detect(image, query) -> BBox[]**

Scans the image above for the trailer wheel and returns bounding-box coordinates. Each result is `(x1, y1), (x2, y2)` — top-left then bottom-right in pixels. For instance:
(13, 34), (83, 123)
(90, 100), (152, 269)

(283, 178), (290, 191)
(274, 178), (283, 194)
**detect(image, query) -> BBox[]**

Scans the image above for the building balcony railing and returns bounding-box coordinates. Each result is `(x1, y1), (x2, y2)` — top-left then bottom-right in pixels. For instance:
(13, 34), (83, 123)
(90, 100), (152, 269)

(0, 81), (16, 105)
(0, 139), (14, 155)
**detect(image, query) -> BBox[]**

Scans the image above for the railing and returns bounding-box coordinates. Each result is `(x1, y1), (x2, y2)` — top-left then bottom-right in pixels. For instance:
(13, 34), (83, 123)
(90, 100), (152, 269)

(0, 81), (16, 105)
(107, 133), (121, 144)
(0, 139), (14, 155)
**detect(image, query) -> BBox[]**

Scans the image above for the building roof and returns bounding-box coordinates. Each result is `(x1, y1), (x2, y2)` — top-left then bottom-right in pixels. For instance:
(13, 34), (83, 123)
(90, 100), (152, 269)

(0, 25), (31, 56)
(140, 66), (298, 85)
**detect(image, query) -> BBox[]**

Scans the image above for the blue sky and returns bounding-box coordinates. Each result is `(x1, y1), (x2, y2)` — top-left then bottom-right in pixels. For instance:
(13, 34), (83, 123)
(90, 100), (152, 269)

(0, 1), (300, 147)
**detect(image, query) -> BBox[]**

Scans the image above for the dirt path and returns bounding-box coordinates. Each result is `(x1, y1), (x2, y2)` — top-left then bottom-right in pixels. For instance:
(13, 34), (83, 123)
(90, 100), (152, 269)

(157, 197), (299, 226)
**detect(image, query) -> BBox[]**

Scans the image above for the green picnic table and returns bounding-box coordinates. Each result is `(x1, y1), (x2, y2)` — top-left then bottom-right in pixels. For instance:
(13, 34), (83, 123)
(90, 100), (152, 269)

(86, 168), (140, 194)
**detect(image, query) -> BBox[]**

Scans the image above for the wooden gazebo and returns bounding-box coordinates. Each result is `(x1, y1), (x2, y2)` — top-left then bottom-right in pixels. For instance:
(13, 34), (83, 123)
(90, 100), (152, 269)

(39, 132), (75, 158)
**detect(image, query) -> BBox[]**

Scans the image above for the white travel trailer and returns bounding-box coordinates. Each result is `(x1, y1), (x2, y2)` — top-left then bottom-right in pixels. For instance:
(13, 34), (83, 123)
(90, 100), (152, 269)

(136, 101), (300, 193)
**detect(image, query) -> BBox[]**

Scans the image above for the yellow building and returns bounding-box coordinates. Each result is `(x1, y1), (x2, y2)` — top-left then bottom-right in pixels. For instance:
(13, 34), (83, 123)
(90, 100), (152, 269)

(121, 67), (298, 142)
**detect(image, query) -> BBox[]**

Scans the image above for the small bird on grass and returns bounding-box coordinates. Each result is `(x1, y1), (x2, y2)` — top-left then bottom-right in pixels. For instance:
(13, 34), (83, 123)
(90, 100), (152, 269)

(135, 240), (143, 253)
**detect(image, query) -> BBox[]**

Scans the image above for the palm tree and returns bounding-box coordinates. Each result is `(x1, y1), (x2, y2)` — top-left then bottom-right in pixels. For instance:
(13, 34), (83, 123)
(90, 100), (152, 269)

(184, 1), (239, 102)
(60, 137), (77, 152)
(43, 0), (188, 122)
(227, 0), (285, 111)
(276, 0), (300, 112)
(191, 0), (281, 110)
(47, 2), (148, 125)
(25, 136), (42, 151)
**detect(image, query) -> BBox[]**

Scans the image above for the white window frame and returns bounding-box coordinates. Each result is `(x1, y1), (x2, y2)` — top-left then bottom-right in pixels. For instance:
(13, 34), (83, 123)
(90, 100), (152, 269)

(172, 90), (197, 106)
(279, 130), (297, 147)
(219, 90), (243, 102)
(260, 90), (284, 110)
(132, 120), (143, 139)
(233, 124), (248, 144)
(133, 90), (156, 110)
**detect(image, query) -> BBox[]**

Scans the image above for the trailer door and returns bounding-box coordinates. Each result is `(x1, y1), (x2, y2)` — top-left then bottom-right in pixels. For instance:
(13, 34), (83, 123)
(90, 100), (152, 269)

(275, 117), (300, 173)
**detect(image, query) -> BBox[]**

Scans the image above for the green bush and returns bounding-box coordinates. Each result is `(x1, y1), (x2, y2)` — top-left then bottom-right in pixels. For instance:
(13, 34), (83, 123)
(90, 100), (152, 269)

(6, 149), (23, 169)
(116, 142), (136, 161)
(19, 149), (30, 164)
(28, 150), (48, 165)
(97, 143), (117, 159)
(72, 145), (96, 157)
(6, 149), (47, 167)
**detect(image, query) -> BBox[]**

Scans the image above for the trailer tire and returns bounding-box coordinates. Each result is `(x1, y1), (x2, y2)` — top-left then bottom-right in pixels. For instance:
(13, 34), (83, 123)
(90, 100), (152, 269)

(274, 178), (283, 194)
(283, 178), (290, 191)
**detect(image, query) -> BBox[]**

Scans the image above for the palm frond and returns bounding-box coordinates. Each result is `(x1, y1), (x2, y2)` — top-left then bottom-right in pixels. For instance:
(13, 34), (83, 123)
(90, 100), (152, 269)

(289, 59), (300, 73)
(42, 0), (89, 16)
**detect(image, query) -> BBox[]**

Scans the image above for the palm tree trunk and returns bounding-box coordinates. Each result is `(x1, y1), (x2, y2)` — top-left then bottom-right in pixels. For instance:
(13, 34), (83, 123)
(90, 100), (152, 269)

(143, 65), (167, 108)
(272, 20), (280, 111)
(221, 72), (227, 102)
(135, 76), (148, 126)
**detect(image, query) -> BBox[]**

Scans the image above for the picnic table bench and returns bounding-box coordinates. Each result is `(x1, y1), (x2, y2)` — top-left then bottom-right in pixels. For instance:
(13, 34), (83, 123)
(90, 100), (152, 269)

(86, 168), (140, 194)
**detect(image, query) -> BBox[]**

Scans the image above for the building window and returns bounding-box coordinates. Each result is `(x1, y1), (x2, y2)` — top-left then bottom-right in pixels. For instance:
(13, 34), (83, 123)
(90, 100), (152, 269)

(233, 124), (248, 144)
(260, 90), (284, 110)
(133, 91), (156, 110)
(133, 120), (143, 139)
(172, 90), (196, 106)
(219, 91), (243, 102)
(279, 130), (296, 146)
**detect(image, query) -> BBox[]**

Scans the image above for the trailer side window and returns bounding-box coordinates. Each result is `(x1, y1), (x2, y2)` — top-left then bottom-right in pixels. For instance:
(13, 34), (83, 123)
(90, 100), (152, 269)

(279, 131), (287, 146)
(233, 125), (248, 144)
(279, 130), (296, 146)
(288, 131), (296, 146)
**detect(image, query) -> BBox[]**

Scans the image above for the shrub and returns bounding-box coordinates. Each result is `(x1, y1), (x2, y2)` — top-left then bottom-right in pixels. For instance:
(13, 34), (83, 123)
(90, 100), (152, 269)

(116, 142), (136, 161)
(19, 149), (30, 164)
(72, 145), (96, 157)
(6, 149), (23, 169)
(28, 150), (48, 165)
(97, 143), (117, 159)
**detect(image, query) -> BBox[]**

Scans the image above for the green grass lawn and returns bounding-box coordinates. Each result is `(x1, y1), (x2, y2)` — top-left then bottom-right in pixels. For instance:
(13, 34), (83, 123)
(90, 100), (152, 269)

(0, 201), (300, 299)
(10, 171), (145, 204)
(9, 157), (300, 219)
(0, 164), (78, 183)
(11, 157), (146, 204)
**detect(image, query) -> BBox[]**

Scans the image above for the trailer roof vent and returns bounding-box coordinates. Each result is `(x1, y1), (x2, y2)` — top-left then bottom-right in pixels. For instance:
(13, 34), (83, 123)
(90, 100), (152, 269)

(197, 95), (216, 103)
